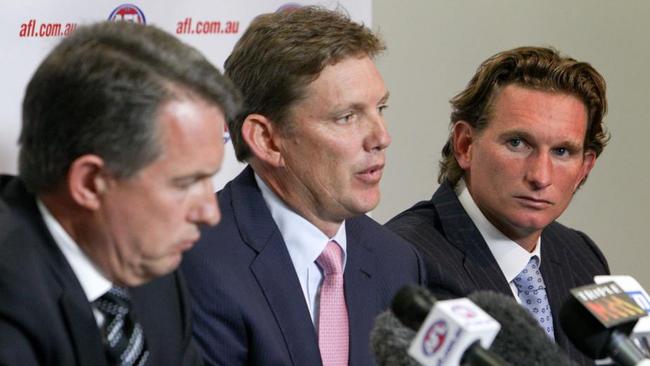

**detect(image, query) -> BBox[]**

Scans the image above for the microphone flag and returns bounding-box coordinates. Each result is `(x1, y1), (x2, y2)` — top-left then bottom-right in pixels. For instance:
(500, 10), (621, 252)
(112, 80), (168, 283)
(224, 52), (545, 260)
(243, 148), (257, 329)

(408, 298), (500, 366)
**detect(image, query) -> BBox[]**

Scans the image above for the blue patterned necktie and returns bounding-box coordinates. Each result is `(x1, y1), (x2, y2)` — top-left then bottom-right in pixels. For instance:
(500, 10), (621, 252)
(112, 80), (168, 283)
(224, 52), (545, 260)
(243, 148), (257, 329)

(513, 256), (555, 339)
(94, 286), (149, 366)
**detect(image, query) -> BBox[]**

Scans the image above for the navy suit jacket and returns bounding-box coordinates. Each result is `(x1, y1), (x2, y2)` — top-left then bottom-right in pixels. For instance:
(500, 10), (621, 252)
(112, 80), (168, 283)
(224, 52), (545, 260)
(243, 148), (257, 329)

(0, 175), (203, 366)
(181, 166), (425, 366)
(386, 180), (610, 366)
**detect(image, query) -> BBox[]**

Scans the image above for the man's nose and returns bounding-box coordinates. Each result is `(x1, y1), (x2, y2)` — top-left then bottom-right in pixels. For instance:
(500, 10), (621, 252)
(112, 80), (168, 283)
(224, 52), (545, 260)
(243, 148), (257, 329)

(189, 179), (221, 226)
(526, 151), (553, 189)
(363, 113), (391, 152)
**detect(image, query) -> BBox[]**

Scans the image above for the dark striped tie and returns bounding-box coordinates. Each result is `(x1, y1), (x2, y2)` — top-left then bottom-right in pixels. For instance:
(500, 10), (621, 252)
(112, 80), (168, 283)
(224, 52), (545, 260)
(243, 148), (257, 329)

(94, 286), (149, 366)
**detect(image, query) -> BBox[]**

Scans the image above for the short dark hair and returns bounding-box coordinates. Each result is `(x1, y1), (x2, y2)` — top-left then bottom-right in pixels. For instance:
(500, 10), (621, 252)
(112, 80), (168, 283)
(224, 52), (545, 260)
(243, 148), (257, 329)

(224, 6), (385, 161)
(439, 46), (609, 185)
(19, 21), (240, 193)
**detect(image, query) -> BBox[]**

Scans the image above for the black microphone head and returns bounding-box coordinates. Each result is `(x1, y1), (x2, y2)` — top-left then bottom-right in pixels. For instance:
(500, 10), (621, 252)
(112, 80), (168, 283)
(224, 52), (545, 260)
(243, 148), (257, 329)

(559, 292), (610, 358)
(391, 285), (436, 331)
(559, 292), (637, 359)
(370, 311), (419, 366)
(469, 290), (577, 366)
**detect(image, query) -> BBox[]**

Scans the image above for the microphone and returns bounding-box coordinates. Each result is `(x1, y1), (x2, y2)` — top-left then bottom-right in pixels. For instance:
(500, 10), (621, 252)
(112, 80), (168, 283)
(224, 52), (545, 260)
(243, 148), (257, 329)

(372, 287), (576, 365)
(595, 276), (650, 358)
(390, 285), (506, 366)
(370, 310), (420, 366)
(560, 282), (650, 366)
(467, 291), (577, 366)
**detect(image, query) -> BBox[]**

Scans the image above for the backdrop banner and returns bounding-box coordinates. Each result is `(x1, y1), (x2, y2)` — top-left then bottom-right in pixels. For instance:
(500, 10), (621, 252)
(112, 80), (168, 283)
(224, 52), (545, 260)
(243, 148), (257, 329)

(0, 0), (371, 190)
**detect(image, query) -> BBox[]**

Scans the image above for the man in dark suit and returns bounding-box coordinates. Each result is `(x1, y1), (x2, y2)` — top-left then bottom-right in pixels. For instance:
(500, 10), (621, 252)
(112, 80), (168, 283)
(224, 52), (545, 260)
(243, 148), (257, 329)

(386, 46), (610, 365)
(181, 7), (425, 366)
(0, 21), (240, 365)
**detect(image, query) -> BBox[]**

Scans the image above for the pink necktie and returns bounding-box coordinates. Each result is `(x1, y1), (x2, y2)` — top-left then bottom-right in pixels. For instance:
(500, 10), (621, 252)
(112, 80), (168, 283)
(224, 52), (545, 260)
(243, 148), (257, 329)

(316, 240), (349, 366)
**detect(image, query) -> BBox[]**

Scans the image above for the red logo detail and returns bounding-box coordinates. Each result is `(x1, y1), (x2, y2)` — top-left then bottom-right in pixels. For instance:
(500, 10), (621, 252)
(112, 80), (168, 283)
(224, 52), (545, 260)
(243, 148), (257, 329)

(422, 320), (447, 355)
(452, 304), (477, 319)
(276, 3), (302, 13)
(108, 4), (146, 24)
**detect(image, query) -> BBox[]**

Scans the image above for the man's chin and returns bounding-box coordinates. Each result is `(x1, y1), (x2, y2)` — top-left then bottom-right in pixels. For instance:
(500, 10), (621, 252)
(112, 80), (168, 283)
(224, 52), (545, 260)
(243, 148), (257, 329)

(351, 192), (381, 214)
(507, 217), (553, 237)
(158, 253), (184, 275)
(346, 203), (378, 219)
(124, 256), (183, 287)
(518, 213), (556, 230)
(113, 273), (150, 288)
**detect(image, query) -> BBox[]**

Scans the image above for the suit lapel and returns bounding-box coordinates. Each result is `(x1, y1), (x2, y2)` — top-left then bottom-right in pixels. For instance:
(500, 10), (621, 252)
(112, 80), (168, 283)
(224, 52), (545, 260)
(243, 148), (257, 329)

(344, 218), (376, 366)
(16, 185), (109, 366)
(539, 233), (574, 351)
(59, 291), (109, 366)
(231, 168), (322, 366)
(433, 182), (512, 295)
(431, 181), (589, 363)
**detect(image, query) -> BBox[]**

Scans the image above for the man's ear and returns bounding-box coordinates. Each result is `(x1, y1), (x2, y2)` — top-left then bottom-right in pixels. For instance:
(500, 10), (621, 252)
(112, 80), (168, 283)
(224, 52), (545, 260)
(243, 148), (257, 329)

(574, 149), (597, 191)
(241, 114), (285, 167)
(66, 155), (108, 210)
(452, 121), (475, 170)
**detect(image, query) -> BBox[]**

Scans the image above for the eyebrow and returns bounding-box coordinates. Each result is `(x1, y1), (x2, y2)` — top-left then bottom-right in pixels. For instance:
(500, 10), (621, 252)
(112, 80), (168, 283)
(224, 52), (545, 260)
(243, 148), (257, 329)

(378, 91), (390, 104)
(172, 167), (221, 183)
(346, 91), (390, 112)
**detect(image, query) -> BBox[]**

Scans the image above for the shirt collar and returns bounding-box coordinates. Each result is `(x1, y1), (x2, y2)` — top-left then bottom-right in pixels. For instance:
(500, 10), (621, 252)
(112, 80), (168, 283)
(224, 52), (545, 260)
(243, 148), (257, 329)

(455, 179), (541, 283)
(37, 199), (112, 301)
(255, 174), (347, 273)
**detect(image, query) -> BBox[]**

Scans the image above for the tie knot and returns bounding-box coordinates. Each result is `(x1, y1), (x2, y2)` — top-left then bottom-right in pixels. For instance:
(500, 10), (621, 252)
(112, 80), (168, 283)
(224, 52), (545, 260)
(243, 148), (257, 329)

(93, 286), (149, 365)
(514, 256), (545, 292)
(317, 241), (343, 275)
(94, 286), (132, 316)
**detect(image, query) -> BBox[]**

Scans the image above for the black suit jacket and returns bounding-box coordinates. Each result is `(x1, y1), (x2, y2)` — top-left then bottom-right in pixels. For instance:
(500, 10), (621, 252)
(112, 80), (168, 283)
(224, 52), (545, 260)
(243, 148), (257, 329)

(386, 180), (610, 366)
(0, 175), (203, 366)
(181, 166), (425, 366)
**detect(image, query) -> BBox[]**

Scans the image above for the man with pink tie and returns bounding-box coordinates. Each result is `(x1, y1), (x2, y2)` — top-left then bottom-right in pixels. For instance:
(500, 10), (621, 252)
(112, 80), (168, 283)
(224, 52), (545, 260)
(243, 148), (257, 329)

(182, 6), (425, 366)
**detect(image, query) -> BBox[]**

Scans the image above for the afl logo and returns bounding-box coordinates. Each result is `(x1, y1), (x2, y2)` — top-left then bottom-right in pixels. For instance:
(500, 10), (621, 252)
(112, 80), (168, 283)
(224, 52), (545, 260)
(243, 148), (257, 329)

(422, 320), (447, 356)
(108, 4), (146, 24)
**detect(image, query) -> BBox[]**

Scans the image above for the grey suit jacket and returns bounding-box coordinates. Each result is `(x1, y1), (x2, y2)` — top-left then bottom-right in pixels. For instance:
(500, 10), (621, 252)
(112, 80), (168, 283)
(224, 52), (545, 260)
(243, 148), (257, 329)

(386, 180), (610, 366)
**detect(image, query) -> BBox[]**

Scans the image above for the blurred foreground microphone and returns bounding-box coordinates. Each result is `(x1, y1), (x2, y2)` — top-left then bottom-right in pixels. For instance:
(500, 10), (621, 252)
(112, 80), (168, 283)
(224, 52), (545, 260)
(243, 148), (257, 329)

(595, 276), (650, 358)
(370, 311), (420, 366)
(468, 291), (576, 366)
(560, 281), (650, 366)
(390, 285), (506, 366)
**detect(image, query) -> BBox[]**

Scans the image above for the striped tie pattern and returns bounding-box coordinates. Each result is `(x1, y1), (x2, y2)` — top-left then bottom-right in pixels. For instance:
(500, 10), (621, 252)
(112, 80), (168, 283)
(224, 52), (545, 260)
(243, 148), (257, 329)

(94, 286), (149, 366)
(316, 240), (349, 366)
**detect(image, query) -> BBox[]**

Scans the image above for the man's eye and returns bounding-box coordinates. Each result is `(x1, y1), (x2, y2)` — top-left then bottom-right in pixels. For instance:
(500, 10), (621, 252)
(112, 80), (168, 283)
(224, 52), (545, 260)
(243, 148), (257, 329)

(336, 112), (355, 124)
(508, 138), (522, 147)
(174, 179), (196, 189)
(378, 104), (389, 115)
(553, 147), (569, 157)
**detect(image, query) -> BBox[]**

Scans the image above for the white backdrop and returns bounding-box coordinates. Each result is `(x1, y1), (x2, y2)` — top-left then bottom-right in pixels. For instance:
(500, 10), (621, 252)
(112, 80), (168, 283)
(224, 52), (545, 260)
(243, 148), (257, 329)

(0, 0), (371, 190)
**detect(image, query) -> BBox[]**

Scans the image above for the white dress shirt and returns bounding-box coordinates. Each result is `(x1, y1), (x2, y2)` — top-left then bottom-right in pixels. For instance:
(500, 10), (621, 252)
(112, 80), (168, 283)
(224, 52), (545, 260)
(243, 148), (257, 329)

(37, 199), (112, 325)
(455, 179), (541, 301)
(255, 174), (347, 326)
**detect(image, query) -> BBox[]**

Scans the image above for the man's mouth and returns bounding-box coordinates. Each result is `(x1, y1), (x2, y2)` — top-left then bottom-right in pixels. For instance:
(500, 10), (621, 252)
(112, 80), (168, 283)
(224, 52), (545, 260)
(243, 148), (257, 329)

(356, 164), (384, 184)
